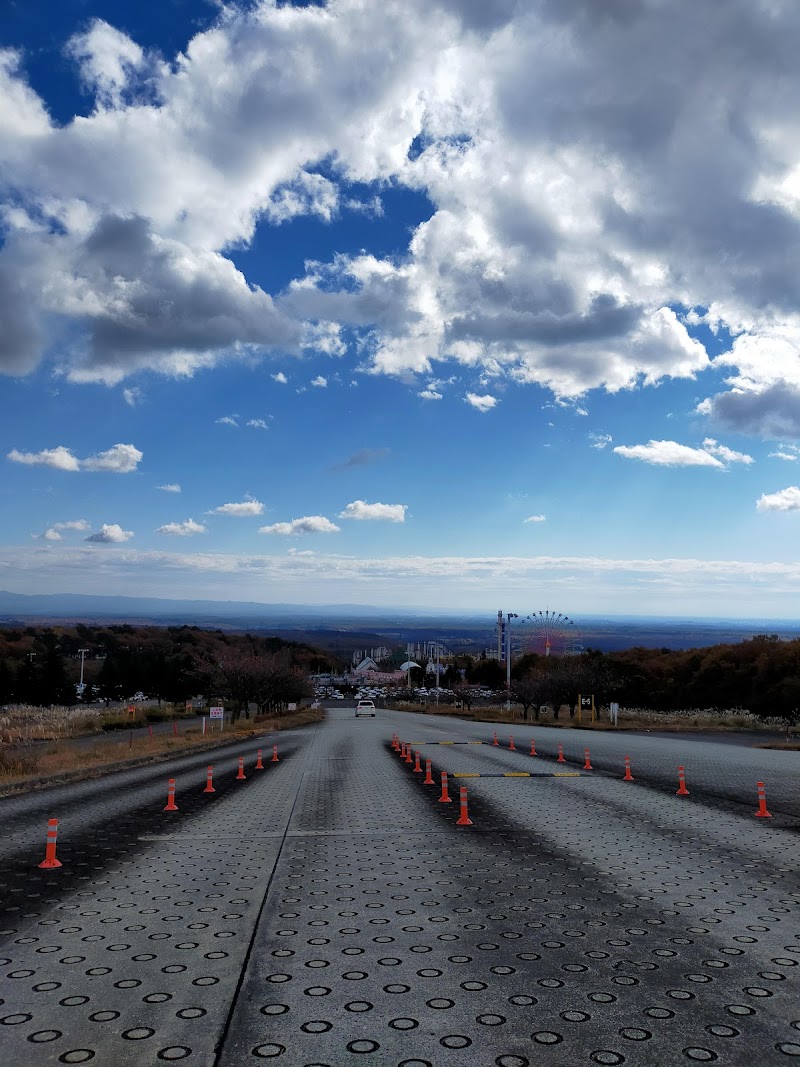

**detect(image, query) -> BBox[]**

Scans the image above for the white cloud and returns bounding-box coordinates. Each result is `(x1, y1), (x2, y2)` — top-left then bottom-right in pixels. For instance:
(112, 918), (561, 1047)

(123, 386), (142, 407)
(84, 523), (133, 543)
(272, 372), (288, 384)
(612, 439), (754, 469)
(8, 446), (81, 471)
(42, 519), (91, 541)
(81, 443), (143, 473)
(259, 516), (340, 535)
(589, 433), (613, 450)
(769, 451), (798, 461)
(246, 418), (269, 429)
(701, 438), (754, 465)
(1, 0), (800, 435)
(756, 486), (800, 513)
(215, 416), (239, 427)
(8, 442), (142, 472)
(211, 499), (264, 517)
(156, 518), (206, 536)
(523, 515), (546, 524)
(311, 376), (328, 388)
(339, 500), (407, 523)
(418, 388), (443, 400)
(465, 393), (498, 413)
(156, 483), (181, 493)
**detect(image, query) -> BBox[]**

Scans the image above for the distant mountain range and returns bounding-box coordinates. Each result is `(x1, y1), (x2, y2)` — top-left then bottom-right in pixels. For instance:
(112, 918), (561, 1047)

(0, 590), (431, 620)
(0, 589), (797, 654)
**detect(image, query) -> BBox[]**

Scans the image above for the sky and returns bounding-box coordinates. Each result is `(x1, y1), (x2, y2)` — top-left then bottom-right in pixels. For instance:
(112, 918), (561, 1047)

(2, 0), (800, 618)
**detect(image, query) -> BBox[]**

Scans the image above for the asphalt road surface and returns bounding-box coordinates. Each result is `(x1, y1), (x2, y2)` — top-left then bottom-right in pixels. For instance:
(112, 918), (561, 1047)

(0, 706), (798, 1066)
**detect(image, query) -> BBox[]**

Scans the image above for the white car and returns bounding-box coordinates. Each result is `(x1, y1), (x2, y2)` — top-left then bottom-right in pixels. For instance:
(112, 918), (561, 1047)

(355, 699), (376, 717)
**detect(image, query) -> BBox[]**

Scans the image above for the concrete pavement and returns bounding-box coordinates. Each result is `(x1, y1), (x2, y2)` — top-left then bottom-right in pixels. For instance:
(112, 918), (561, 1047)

(0, 705), (797, 1065)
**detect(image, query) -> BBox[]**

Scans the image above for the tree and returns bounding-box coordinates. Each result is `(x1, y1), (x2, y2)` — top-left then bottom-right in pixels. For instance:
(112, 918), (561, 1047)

(510, 671), (548, 720)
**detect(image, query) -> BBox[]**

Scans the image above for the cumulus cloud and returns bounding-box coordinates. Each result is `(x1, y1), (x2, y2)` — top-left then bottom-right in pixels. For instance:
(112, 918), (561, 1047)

(465, 393), (498, 412)
(756, 487), (800, 513)
(523, 515), (546, 524)
(272, 372), (288, 384)
(156, 518), (206, 536)
(210, 499), (264, 517)
(84, 523), (133, 543)
(613, 439), (752, 469)
(8, 446), (81, 471)
(769, 451), (798, 461)
(156, 483), (181, 493)
(259, 516), (340, 535)
(81, 443), (143, 472)
(3, 0), (800, 427)
(418, 388), (443, 400)
(246, 418), (268, 429)
(339, 500), (407, 523)
(8, 442), (142, 472)
(38, 519), (90, 541)
(123, 387), (142, 406)
(699, 382), (800, 441)
(311, 375), (328, 388)
(215, 415), (239, 427)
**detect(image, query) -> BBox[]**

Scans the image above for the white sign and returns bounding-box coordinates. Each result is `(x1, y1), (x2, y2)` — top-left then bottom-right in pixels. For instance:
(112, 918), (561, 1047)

(287, 703), (297, 711)
(610, 701), (619, 726)
(209, 706), (224, 719)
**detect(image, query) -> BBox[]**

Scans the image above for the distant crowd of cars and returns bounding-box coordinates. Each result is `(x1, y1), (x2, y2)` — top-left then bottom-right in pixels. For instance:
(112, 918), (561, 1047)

(314, 685), (505, 704)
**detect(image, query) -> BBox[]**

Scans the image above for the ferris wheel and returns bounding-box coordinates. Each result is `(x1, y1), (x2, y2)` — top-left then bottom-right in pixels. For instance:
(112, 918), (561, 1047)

(520, 609), (581, 657)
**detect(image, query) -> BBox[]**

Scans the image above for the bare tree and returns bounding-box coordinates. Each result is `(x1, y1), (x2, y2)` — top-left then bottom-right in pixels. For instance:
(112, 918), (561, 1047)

(510, 671), (548, 720)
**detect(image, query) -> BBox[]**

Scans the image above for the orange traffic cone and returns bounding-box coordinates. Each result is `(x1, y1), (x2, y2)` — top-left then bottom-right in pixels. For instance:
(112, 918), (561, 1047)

(38, 818), (62, 869)
(413, 750), (422, 773)
(623, 756), (633, 781)
(438, 772), (452, 803)
(404, 744), (413, 764)
(271, 744), (279, 763)
(164, 778), (178, 811)
(583, 748), (592, 770)
(203, 765), (215, 793)
(754, 781), (772, 818)
(509, 736), (516, 751)
(529, 739), (537, 756)
(676, 765), (690, 796)
(255, 749), (264, 770)
(423, 759), (434, 785)
(492, 731), (499, 746)
(456, 786), (473, 826)
(556, 743), (565, 763)
(236, 757), (246, 780)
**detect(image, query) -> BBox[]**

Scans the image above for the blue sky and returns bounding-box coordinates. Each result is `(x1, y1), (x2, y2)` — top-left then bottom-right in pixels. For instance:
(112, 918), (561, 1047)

(3, 0), (800, 617)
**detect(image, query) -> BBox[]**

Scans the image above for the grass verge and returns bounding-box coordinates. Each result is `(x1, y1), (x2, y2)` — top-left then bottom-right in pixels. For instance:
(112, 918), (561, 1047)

(0, 708), (323, 794)
(389, 702), (793, 734)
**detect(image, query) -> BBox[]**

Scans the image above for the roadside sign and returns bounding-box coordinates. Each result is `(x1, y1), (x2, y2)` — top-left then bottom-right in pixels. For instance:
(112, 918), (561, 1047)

(209, 706), (224, 719)
(287, 703), (297, 711)
(127, 705), (136, 717)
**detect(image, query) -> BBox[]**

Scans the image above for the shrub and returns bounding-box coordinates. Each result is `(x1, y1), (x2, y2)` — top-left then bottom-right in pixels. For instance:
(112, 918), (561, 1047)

(0, 745), (41, 777)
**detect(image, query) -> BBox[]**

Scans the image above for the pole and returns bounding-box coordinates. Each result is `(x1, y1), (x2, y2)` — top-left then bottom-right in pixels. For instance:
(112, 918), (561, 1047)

(505, 613), (517, 712)
(435, 644), (440, 705)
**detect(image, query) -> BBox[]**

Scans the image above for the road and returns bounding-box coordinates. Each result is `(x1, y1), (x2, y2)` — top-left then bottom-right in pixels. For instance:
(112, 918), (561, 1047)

(0, 706), (798, 1066)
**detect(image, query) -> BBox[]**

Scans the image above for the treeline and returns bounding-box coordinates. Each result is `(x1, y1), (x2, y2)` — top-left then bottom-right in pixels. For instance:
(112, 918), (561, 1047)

(0, 623), (340, 710)
(458, 634), (800, 724)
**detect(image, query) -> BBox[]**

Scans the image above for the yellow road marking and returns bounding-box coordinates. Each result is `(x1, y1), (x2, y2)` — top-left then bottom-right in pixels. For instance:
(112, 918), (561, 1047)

(503, 772), (531, 777)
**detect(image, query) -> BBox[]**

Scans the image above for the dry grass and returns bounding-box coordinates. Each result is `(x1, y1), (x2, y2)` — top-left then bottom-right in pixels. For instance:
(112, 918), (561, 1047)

(390, 701), (791, 733)
(753, 741), (800, 750)
(0, 707), (322, 790)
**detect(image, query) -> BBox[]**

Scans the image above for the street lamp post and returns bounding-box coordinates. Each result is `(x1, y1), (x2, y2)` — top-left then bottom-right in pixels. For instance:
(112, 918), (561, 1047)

(505, 612), (518, 712)
(77, 647), (90, 697)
